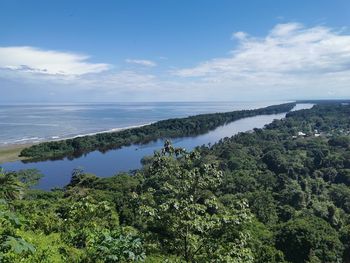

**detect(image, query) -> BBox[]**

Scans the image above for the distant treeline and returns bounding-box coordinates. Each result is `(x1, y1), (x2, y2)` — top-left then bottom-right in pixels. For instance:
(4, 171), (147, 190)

(20, 102), (296, 161)
(297, 99), (350, 104)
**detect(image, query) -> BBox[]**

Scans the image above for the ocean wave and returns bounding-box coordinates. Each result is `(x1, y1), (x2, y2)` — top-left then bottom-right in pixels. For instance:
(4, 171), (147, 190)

(0, 122), (155, 147)
(1, 137), (45, 145)
(0, 122), (59, 127)
(67, 122), (155, 139)
(13, 137), (41, 142)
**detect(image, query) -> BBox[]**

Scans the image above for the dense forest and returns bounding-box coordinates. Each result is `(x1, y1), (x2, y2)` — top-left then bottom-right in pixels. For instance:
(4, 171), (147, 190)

(2, 102), (350, 262)
(20, 103), (296, 161)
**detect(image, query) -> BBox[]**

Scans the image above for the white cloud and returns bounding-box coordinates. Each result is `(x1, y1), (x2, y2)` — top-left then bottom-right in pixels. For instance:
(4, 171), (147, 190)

(2, 23), (350, 102)
(0, 46), (110, 75)
(0, 46), (162, 101)
(232, 31), (248, 40)
(269, 22), (303, 37)
(173, 23), (350, 99)
(125, 59), (157, 67)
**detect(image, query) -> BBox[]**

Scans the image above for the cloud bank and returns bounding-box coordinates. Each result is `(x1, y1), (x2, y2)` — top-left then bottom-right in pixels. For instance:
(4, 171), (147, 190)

(0, 46), (110, 75)
(171, 22), (350, 99)
(1, 22), (350, 102)
(175, 22), (350, 79)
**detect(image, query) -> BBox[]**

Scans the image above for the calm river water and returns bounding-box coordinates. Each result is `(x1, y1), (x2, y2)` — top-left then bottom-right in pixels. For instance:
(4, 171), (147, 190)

(1, 103), (313, 190)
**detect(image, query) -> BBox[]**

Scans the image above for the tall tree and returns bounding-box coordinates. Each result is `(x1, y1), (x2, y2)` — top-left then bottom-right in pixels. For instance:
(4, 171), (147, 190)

(134, 141), (254, 262)
(0, 169), (24, 200)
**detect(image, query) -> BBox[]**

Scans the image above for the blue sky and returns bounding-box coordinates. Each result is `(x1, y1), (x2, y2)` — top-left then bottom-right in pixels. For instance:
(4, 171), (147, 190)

(1, 0), (350, 102)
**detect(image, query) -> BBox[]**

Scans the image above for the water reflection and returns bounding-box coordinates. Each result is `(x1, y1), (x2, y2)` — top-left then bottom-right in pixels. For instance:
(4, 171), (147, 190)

(2, 104), (313, 190)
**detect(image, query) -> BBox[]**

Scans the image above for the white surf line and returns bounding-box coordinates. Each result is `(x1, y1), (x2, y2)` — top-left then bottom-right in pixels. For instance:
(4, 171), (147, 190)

(58, 122), (156, 140)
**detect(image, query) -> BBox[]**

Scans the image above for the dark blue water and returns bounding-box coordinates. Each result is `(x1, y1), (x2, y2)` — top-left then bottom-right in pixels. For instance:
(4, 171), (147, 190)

(1, 104), (313, 190)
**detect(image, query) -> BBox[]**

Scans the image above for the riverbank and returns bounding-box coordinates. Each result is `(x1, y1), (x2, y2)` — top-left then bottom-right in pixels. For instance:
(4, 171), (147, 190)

(0, 123), (154, 164)
(2, 102), (283, 150)
(67, 122), (154, 139)
(2, 103), (314, 190)
(0, 144), (32, 164)
(2, 111), (297, 190)
(19, 103), (297, 161)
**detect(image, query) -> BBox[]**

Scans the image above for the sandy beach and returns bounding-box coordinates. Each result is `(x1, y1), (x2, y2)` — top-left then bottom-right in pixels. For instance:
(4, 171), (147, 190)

(0, 144), (32, 164)
(0, 123), (153, 165)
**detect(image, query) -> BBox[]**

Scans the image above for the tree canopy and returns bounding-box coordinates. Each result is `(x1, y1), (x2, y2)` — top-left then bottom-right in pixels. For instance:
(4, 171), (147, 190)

(2, 102), (350, 262)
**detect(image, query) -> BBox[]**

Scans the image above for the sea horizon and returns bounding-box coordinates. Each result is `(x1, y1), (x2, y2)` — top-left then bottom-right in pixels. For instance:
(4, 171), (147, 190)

(0, 100), (290, 146)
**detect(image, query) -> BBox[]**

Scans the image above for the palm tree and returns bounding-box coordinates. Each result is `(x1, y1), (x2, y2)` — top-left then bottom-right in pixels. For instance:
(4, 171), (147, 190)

(0, 168), (23, 200)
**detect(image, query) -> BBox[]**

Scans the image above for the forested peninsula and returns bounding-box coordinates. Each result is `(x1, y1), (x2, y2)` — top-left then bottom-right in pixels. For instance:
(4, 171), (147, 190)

(2, 102), (350, 262)
(20, 102), (296, 161)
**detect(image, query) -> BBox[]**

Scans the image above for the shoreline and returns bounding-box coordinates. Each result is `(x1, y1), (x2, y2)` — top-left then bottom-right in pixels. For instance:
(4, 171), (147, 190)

(1, 103), (302, 164)
(67, 122), (154, 140)
(0, 143), (32, 164)
(0, 122), (154, 164)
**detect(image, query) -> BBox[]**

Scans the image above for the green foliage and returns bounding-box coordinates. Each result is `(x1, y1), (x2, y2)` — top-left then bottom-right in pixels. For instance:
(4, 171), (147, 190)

(5, 102), (350, 261)
(340, 224), (350, 262)
(20, 103), (296, 161)
(0, 199), (36, 262)
(15, 169), (43, 188)
(85, 229), (145, 262)
(60, 196), (119, 248)
(134, 141), (254, 262)
(275, 216), (343, 262)
(0, 168), (24, 200)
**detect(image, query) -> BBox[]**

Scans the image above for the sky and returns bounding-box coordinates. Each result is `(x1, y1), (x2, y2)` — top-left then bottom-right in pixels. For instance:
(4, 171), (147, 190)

(1, 0), (350, 103)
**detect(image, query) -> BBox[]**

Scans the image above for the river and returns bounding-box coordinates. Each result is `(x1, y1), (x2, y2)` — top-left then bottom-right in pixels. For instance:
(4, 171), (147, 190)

(1, 103), (313, 190)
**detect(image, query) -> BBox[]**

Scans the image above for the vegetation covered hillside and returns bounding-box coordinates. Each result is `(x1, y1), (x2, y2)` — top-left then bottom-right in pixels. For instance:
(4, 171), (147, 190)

(2, 103), (350, 262)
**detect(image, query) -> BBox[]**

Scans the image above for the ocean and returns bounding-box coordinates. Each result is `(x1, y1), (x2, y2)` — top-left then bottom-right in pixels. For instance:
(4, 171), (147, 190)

(0, 101), (289, 146)
(1, 102), (314, 189)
